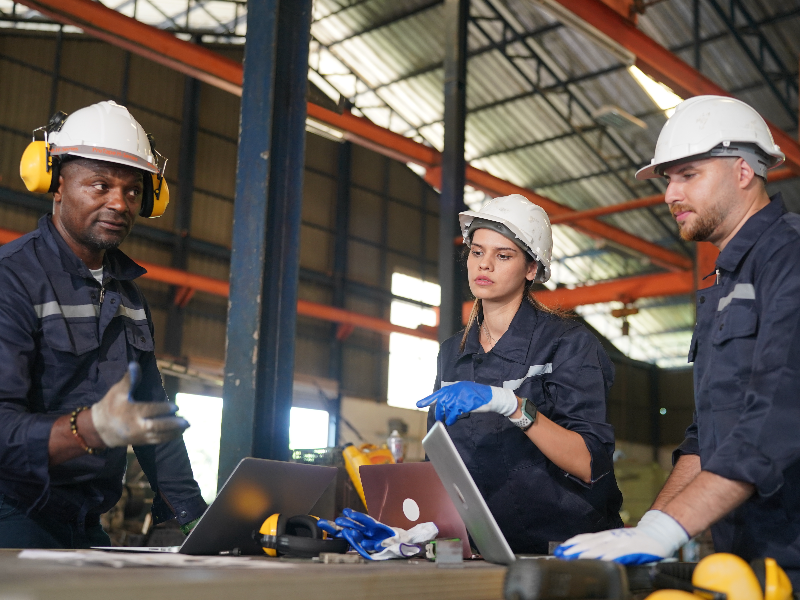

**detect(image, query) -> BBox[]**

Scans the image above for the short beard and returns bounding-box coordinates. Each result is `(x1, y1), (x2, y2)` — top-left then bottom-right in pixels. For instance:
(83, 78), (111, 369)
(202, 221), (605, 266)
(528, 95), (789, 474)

(673, 201), (728, 242)
(83, 229), (124, 251)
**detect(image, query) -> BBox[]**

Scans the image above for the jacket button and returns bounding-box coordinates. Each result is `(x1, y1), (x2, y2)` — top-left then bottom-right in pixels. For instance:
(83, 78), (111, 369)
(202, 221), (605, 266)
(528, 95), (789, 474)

(140, 336), (146, 343)
(699, 296), (705, 304)
(180, 510), (187, 518)
(91, 294), (96, 300)
(719, 324), (724, 331)
(110, 298), (116, 304)
(475, 356), (483, 364)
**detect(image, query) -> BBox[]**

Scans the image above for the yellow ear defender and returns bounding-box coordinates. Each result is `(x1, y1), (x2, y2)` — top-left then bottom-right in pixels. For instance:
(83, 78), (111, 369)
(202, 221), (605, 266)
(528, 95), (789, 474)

(646, 553), (793, 600)
(140, 171), (169, 219)
(255, 514), (348, 559)
(20, 140), (56, 194)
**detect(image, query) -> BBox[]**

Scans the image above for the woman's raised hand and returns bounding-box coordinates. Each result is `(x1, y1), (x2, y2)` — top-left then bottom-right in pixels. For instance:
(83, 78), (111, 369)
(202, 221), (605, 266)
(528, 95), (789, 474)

(416, 381), (518, 425)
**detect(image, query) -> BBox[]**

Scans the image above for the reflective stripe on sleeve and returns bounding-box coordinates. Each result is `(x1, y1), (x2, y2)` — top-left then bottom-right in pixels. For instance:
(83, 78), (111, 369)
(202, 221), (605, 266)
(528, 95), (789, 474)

(33, 302), (99, 319)
(502, 363), (553, 391)
(717, 283), (756, 311)
(114, 305), (147, 321)
(33, 302), (146, 321)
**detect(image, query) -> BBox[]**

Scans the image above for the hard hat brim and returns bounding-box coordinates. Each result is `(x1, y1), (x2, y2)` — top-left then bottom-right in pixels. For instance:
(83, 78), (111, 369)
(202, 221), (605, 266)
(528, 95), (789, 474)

(51, 145), (159, 174)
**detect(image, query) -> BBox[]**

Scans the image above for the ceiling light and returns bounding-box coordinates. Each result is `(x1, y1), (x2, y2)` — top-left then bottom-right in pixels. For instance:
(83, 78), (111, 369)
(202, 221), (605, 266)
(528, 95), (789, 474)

(628, 66), (682, 117)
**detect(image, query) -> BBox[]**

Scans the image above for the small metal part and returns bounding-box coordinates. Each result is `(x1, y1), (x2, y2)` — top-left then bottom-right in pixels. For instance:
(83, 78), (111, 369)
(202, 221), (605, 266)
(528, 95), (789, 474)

(321, 552), (365, 564)
(434, 540), (463, 567)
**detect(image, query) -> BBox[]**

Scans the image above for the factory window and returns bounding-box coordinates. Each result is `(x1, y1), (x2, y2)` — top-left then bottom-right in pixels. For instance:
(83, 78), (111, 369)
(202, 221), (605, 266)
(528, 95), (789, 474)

(289, 407), (330, 450)
(176, 393), (223, 503)
(176, 395), (330, 502)
(387, 273), (441, 410)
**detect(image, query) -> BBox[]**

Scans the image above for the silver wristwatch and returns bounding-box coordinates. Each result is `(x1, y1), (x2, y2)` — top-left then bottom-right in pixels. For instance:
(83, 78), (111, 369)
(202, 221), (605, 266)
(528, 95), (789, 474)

(508, 397), (537, 432)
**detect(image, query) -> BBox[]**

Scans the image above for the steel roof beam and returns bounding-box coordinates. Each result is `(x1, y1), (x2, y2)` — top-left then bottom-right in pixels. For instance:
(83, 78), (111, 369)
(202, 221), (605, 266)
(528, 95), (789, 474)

(705, 0), (797, 125)
(471, 0), (684, 251)
(357, 21), (564, 97)
(324, 0), (443, 48)
(17, 0), (692, 272)
(531, 270), (694, 311)
(552, 0), (800, 176)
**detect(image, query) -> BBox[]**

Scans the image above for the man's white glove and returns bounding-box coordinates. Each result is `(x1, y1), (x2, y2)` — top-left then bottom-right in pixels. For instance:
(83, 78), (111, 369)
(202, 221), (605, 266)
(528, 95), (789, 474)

(91, 362), (189, 447)
(554, 510), (689, 565)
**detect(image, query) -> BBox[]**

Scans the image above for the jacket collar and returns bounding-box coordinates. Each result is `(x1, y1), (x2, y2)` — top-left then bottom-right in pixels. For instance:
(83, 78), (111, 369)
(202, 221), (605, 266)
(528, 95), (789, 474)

(457, 298), (538, 365)
(716, 193), (786, 273)
(38, 215), (146, 282)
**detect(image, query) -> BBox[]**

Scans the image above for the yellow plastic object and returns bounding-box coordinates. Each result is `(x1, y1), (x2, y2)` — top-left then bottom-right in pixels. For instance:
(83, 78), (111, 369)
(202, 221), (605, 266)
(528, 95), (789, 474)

(693, 553), (763, 600)
(342, 443), (395, 509)
(645, 591), (700, 600)
(148, 174), (169, 218)
(20, 141), (53, 193)
(763, 558), (793, 600)
(259, 513), (281, 557)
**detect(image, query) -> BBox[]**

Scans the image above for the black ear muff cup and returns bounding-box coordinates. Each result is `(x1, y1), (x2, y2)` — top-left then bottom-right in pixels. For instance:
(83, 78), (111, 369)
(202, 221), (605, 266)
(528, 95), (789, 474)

(751, 558), (767, 592)
(284, 515), (322, 539)
(140, 172), (154, 218)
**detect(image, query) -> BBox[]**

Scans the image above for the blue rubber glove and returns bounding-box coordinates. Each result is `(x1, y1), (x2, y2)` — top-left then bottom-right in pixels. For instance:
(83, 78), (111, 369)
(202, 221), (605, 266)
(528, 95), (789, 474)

(554, 510), (689, 565)
(336, 508), (395, 545)
(318, 514), (385, 552)
(416, 381), (519, 426)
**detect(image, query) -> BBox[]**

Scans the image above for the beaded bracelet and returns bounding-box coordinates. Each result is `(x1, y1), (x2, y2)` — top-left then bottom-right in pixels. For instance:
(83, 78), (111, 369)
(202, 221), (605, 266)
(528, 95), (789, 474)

(70, 406), (99, 455)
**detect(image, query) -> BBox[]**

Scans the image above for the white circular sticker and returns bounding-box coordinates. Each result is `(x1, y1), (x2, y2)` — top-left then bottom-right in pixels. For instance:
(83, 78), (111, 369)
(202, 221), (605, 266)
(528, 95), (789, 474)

(403, 498), (420, 522)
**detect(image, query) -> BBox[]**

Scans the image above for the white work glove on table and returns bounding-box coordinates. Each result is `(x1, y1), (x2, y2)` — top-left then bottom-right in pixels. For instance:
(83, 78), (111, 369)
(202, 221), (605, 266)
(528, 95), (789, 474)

(370, 522), (440, 560)
(91, 362), (189, 447)
(554, 510), (689, 565)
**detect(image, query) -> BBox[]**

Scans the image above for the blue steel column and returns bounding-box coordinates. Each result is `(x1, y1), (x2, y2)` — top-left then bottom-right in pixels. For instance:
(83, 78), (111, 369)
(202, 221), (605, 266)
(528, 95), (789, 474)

(218, 0), (312, 482)
(165, 68), (200, 359)
(327, 140), (351, 446)
(438, 0), (469, 343)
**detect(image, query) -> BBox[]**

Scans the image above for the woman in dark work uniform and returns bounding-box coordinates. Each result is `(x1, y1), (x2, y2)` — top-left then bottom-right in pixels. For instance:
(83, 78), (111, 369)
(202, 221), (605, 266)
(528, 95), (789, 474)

(417, 194), (623, 554)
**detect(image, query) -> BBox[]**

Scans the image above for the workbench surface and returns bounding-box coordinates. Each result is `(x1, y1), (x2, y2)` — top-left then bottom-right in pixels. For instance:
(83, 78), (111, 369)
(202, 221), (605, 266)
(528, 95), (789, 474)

(0, 550), (507, 600)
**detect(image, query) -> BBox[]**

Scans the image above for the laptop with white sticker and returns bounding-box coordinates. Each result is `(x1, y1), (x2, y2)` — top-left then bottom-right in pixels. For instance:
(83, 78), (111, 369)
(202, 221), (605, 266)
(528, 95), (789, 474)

(360, 462), (471, 558)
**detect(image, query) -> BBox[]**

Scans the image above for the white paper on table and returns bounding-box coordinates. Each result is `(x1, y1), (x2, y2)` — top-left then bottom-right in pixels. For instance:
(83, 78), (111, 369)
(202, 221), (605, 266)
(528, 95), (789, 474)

(18, 550), (296, 569)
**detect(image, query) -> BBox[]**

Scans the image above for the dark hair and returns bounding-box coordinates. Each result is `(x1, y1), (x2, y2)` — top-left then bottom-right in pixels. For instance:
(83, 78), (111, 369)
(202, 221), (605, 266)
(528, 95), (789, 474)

(458, 247), (569, 353)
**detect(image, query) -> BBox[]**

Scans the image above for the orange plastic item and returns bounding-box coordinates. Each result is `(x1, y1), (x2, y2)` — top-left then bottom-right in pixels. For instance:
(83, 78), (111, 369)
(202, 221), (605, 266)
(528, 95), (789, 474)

(342, 443), (394, 509)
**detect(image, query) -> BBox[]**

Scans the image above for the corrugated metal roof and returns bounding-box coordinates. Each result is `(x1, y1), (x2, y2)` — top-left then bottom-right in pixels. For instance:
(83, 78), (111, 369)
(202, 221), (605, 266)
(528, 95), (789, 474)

(6, 0), (798, 365)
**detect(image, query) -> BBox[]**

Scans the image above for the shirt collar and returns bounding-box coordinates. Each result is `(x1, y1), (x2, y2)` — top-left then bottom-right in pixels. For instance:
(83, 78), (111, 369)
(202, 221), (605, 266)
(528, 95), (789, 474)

(716, 192), (786, 273)
(457, 298), (538, 365)
(39, 214), (146, 282)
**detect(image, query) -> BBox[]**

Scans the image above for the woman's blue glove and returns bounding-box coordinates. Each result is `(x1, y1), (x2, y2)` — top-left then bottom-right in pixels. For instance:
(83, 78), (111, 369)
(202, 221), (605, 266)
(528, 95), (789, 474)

(336, 508), (395, 543)
(416, 381), (519, 425)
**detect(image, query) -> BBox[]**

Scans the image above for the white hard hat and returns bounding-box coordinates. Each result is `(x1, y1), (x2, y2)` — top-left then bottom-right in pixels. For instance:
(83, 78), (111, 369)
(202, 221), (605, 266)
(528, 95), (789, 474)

(459, 194), (553, 283)
(48, 100), (160, 174)
(636, 95), (784, 180)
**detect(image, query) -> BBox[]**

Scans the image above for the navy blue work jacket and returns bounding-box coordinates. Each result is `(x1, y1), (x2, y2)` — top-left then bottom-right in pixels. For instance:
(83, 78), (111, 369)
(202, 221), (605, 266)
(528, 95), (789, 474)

(675, 194), (800, 583)
(0, 215), (206, 529)
(427, 300), (623, 554)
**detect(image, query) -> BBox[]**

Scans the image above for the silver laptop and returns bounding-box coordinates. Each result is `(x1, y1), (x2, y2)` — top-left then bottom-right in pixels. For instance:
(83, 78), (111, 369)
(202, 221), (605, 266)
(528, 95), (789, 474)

(422, 421), (517, 565)
(95, 457), (337, 555)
